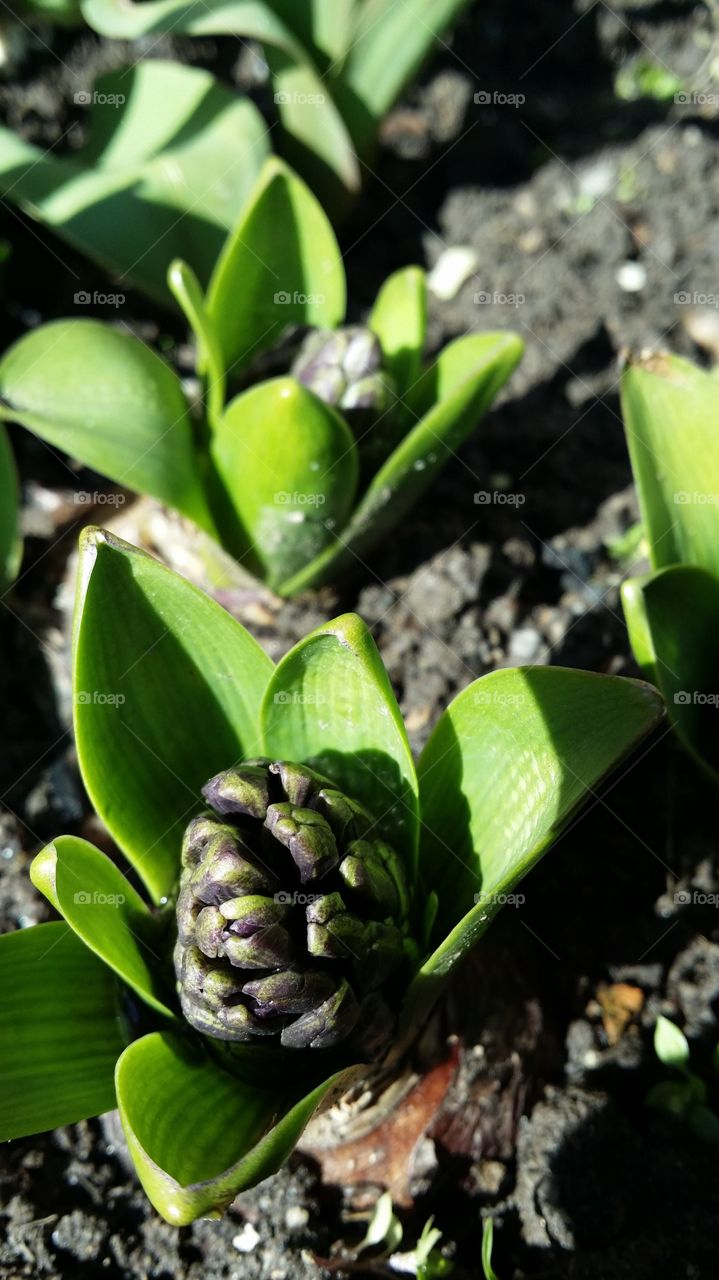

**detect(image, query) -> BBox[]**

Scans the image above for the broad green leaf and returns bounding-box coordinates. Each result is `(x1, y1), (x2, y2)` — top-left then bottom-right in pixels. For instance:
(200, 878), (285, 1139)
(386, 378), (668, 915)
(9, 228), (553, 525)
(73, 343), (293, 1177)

(266, 50), (360, 207)
(262, 613), (419, 865)
(206, 158), (345, 375)
(211, 378), (359, 588)
(0, 320), (213, 532)
(30, 836), (175, 1019)
(0, 62), (269, 305)
(73, 529), (274, 903)
(622, 564), (719, 778)
(408, 667), (663, 1016)
(0, 922), (126, 1139)
(115, 1030), (350, 1224)
(369, 266), (427, 397)
(621, 353), (719, 577)
(0, 423), (21, 590)
(82, 0), (360, 206)
(341, 0), (472, 152)
(654, 1015), (690, 1070)
(82, 0), (306, 49)
(279, 332), (523, 595)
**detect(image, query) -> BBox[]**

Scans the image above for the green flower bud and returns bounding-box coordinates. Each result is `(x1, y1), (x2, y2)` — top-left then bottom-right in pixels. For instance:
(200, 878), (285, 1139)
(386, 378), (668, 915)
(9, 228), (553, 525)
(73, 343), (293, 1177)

(174, 760), (413, 1052)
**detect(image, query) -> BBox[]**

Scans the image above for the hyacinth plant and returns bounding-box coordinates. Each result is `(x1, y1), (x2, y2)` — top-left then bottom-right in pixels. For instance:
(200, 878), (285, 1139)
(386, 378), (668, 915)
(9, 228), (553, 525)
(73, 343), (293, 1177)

(620, 352), (719, 779)
(0, 158), (523, 597)
(78, 0), (471, 210)
(0, 529), (663, 1223)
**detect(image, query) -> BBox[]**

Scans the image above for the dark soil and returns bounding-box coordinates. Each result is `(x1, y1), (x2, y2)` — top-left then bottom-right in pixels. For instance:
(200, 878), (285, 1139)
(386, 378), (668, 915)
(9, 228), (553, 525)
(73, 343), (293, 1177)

(2, 1), (719, 1277)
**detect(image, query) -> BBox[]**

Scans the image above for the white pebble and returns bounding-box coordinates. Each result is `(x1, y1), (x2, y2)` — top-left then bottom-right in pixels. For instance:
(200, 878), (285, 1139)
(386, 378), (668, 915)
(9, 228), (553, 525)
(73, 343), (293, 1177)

(233, 1223), (261, 1253)
(427, 246), (479, 300)
(616, 261), (647, 292)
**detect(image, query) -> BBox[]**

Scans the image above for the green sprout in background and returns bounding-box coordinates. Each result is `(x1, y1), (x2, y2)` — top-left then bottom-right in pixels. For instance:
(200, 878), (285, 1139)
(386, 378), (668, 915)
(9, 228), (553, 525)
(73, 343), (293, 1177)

(620, 351), (719, 779)
(0, 529), (662, 1223)
(646, 1015), (719, 1142)
(0, 158), (523, 597)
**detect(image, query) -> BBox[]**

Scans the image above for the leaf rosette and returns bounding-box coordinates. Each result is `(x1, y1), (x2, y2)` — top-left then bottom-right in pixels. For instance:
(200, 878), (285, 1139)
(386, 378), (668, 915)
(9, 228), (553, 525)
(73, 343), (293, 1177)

(0, 530), (664, 1223)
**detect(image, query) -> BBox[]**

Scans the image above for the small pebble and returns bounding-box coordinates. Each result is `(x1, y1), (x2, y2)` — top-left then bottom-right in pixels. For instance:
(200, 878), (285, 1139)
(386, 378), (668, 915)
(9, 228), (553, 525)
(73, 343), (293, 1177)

(233, 1223), (261, 1253)
(427, 246), (479, 300)
(616, 261), (647, 292)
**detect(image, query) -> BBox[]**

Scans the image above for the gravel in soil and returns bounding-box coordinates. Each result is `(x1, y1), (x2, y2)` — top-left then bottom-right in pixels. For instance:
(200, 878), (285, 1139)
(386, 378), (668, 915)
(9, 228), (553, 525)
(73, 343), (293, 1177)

(2, 2), (719, 1276)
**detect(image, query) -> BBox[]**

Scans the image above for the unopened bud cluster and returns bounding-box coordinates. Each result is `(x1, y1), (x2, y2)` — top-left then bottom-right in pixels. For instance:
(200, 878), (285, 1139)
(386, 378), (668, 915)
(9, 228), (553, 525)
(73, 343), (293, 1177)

(174, 760), (411, 1051)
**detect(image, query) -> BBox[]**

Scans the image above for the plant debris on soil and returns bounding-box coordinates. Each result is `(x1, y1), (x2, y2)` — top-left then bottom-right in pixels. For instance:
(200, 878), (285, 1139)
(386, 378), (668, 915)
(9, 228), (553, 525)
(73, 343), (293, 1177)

(2, 2), (719, 1277)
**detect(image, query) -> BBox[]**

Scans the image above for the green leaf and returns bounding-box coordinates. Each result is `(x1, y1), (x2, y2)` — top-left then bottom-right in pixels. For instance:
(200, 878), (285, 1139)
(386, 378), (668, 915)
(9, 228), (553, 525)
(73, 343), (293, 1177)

(482, 1218), (501, 1280)
(168, 259), (226, 428)
(211, 378), (358, 588)
(341, 0), (472, 152)
(279, 332), (523, 595)
(621, 353), (719, 578)
(654, 1015), (690, 1070)
(408, 667), (663, 1014)
(622, 564), (719, 778)
(30, 836), (175, 1019)
(0, 61), (269, 305)
(115, 1030), (349, 1224)
(206, 158), (346, 375)
(265, 50), (360, 207)
(82, 0), (306, 48)
(368, 266), (427, 398)
(0, 320), (214, 532)
(262, 612), (419, 866)
(0, 422), (21, 590)
(73, 529), (274, 903)
(0, 922), (126, 1140)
